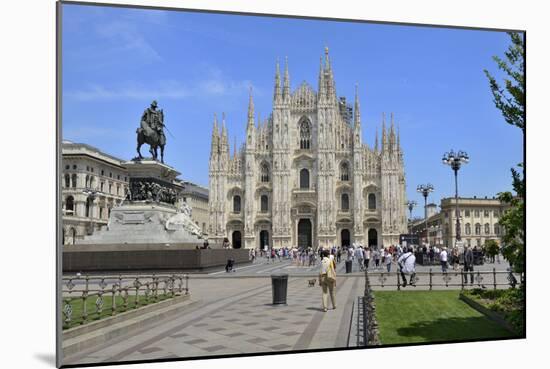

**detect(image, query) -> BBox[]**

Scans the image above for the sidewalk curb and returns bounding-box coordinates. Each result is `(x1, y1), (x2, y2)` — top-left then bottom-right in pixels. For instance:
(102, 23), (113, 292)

(63, 294), (195, 357)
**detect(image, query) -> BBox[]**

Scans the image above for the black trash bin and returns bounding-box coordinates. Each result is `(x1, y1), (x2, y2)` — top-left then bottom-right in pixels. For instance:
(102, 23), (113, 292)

(271, 273), (288, 305)
(345, 260), (353, 273)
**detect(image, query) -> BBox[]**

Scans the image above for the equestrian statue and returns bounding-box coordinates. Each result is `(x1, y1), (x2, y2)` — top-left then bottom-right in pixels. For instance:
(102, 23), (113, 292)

(136, 100), (166, 163)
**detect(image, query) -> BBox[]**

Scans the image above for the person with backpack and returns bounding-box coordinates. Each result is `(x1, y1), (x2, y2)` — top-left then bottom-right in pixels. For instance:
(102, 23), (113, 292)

(318, 250), (337, 312)
(397, 246), (417, 287)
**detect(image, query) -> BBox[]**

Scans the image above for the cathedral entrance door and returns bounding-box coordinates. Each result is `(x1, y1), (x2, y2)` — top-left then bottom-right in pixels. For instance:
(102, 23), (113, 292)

(232, 231), (242, 249)
(368, 229), (378, 248)
(341, 229), (350, 247)
(297, 219), (312, 250)
(259, 230), (269, 249)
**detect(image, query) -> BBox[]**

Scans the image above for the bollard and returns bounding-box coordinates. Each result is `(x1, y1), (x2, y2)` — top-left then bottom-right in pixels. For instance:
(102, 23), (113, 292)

(271, 273), (289, 305)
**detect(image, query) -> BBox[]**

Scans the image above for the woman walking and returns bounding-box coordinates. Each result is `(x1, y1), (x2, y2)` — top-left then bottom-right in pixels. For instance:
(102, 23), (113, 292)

(318, 250), (337, 312)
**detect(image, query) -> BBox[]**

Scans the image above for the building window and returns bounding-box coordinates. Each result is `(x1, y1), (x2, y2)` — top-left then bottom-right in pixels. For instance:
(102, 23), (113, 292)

(99, 207), (104, 219)
(65, 196), (75, 215)
(340, 162), (349, 181)
(109, 183), (112, 194)
(65, 165), (70, 170)
(368, 193), (376, 210)
(475, 223), (481, 235)
(85, 197), (93, 218)
(484, 223), (490, 234)
(300, 169), (310, 189)
(465, 223), (471, 235)
(465, 209), (470, 217)
(64, 174), (70, 188)
(117, 184), (120, 196)
(100, 182), (104, 192)
(299, 119), (311, 149)
(341, 193), (349, 211)
(91, 167), (94, 173)
(85, 175), (90, 188)
(494, 224), (500, 235)
(474, 210), (480, 217)
(101, 170), (105, 176)
(117, 175), (120, 180)
(73, 165), (77, 170)
(260, 195), (268, 212)
(260, 163), (270, 182)
(109, 172), (112, 178)
(233, 195), (241, 213)
(71, 174), (77, 188)
(484, 210), (490, 217)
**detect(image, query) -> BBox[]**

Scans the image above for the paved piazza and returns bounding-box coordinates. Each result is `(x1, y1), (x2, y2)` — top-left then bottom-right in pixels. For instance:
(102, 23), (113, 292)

(64, 259), (514, 365)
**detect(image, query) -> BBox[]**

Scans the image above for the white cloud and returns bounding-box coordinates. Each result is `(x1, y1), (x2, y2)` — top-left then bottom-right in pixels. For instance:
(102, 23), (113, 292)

(65, 72), (259, 102)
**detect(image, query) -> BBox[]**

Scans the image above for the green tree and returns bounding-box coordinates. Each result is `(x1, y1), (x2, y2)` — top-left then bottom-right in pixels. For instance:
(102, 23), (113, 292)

(484, 32), (525, 273)
(483, 239), (500, 261)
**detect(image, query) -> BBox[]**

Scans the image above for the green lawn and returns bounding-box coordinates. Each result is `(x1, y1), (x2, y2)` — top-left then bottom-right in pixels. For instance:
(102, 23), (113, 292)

(373, 290), (518, 345)
(63, 294), (172, 329)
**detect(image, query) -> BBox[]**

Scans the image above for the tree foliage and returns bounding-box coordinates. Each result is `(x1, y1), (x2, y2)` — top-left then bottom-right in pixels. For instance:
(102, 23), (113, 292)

(483, 239), (500, 258)
(484, 32), (525, 134)
(486, 32), (525, 273)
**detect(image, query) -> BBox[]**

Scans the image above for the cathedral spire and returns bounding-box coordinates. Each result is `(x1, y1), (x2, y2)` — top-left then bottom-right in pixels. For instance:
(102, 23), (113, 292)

(382, 113), (388, 151)
(397, 123), (401, 151)
(247, 86), (255, 130)
(233, 136), (237, 160)
(283, 56), (290, 102)
(389, 112), (396, 149)
(221, 112), (229, 156)
(318, 56), (326, 101)
(211, 113), (219, 156)
(354, 83), (361, 128)
(374, 127), (379, 152)
(274, 58), (282, 103)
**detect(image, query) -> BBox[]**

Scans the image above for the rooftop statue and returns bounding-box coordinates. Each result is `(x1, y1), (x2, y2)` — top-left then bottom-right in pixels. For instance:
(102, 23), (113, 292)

(136, 100), (166, 163)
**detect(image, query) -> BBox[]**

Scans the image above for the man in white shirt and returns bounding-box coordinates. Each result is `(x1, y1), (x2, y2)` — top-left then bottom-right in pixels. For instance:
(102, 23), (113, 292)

(397, 247), (417, 287)
(355, 246), (364, 271)
(440, 247), (448, 273)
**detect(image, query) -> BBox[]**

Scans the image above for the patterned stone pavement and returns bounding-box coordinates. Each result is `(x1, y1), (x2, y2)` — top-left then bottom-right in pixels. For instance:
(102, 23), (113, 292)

(64, 275), (365, 366)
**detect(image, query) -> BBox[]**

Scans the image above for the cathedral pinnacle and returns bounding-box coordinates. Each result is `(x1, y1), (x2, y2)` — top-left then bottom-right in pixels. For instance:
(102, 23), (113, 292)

(274, 58), (281, 102)
(382, 113), (388, 151)
(354, 83), (361, 128)
(283, 56), (290, 101)
(389, 112), (396, 149)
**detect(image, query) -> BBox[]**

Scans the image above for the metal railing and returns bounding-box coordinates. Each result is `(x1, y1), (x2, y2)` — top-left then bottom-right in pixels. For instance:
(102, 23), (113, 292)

(364, 268), (522, 290)
(61, 273), (189, 329)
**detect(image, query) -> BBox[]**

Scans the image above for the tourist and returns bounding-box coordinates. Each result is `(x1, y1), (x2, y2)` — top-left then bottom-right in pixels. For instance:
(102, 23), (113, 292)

(355, 246), (365, 271)
(318, 250), (337, 312)
(336, 247), (342, 263)
(463, 245), (475, 284)
(397, 246), (417, 287)
(452, 247), (460, 271)
(374, 248), (381, 269)
(440, 247), (448, 273)
(385, 248), (393, 273)
(364, 247), (371, 271)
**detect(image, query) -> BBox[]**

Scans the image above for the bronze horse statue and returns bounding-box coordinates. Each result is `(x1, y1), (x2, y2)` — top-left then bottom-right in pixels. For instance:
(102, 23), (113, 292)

(136, 128), (165, 163)
(136, 100), (166, 163)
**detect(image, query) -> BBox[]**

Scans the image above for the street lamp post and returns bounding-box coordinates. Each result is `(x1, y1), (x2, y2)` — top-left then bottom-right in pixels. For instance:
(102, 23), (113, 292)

(405, 200), (417, 235)
(417, 184), (434, 247)
(442, 150), (469, 246)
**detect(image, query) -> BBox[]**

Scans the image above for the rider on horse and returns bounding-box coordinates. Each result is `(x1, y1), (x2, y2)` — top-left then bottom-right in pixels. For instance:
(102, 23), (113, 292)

(136, 100), (167, 162)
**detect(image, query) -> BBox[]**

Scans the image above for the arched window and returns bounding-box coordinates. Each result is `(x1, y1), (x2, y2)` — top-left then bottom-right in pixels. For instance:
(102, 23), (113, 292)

(64, 174), (70, 188)
(89, 176), (94, 189)
(340, 162), (349, 181)
(85, 175), (90, 188)
(260, 163), (270, 182)
(299, 169), (310, 189)
(71, 174), (77, 188)
(484, 223), (490, 234)
(465, 223), (471, 235)
(299, 119), (311, 149)
(368, 193), (376, 210)
(341, 193), (349, 211)
(260, 195), (268, 212)
(494, 224), (500, 235)
(65, 196), (74, 215)
(233, 195), (241, 213)
(475, 223), (481, 235)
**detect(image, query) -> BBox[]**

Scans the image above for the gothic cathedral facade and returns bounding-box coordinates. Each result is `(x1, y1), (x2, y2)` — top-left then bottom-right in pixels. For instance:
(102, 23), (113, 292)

(208, 49), (407, 250)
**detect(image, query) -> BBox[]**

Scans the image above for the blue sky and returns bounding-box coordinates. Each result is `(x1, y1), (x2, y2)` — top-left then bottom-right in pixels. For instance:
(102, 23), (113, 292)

(61, 3), (522, 219)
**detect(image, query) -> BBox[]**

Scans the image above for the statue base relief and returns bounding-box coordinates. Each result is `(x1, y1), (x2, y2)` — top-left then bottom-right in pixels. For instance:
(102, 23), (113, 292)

(76, 202), (203, 245)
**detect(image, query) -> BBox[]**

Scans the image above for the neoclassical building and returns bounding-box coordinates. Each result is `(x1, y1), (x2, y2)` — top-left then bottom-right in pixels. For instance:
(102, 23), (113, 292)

(208, 49), (408, 250)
